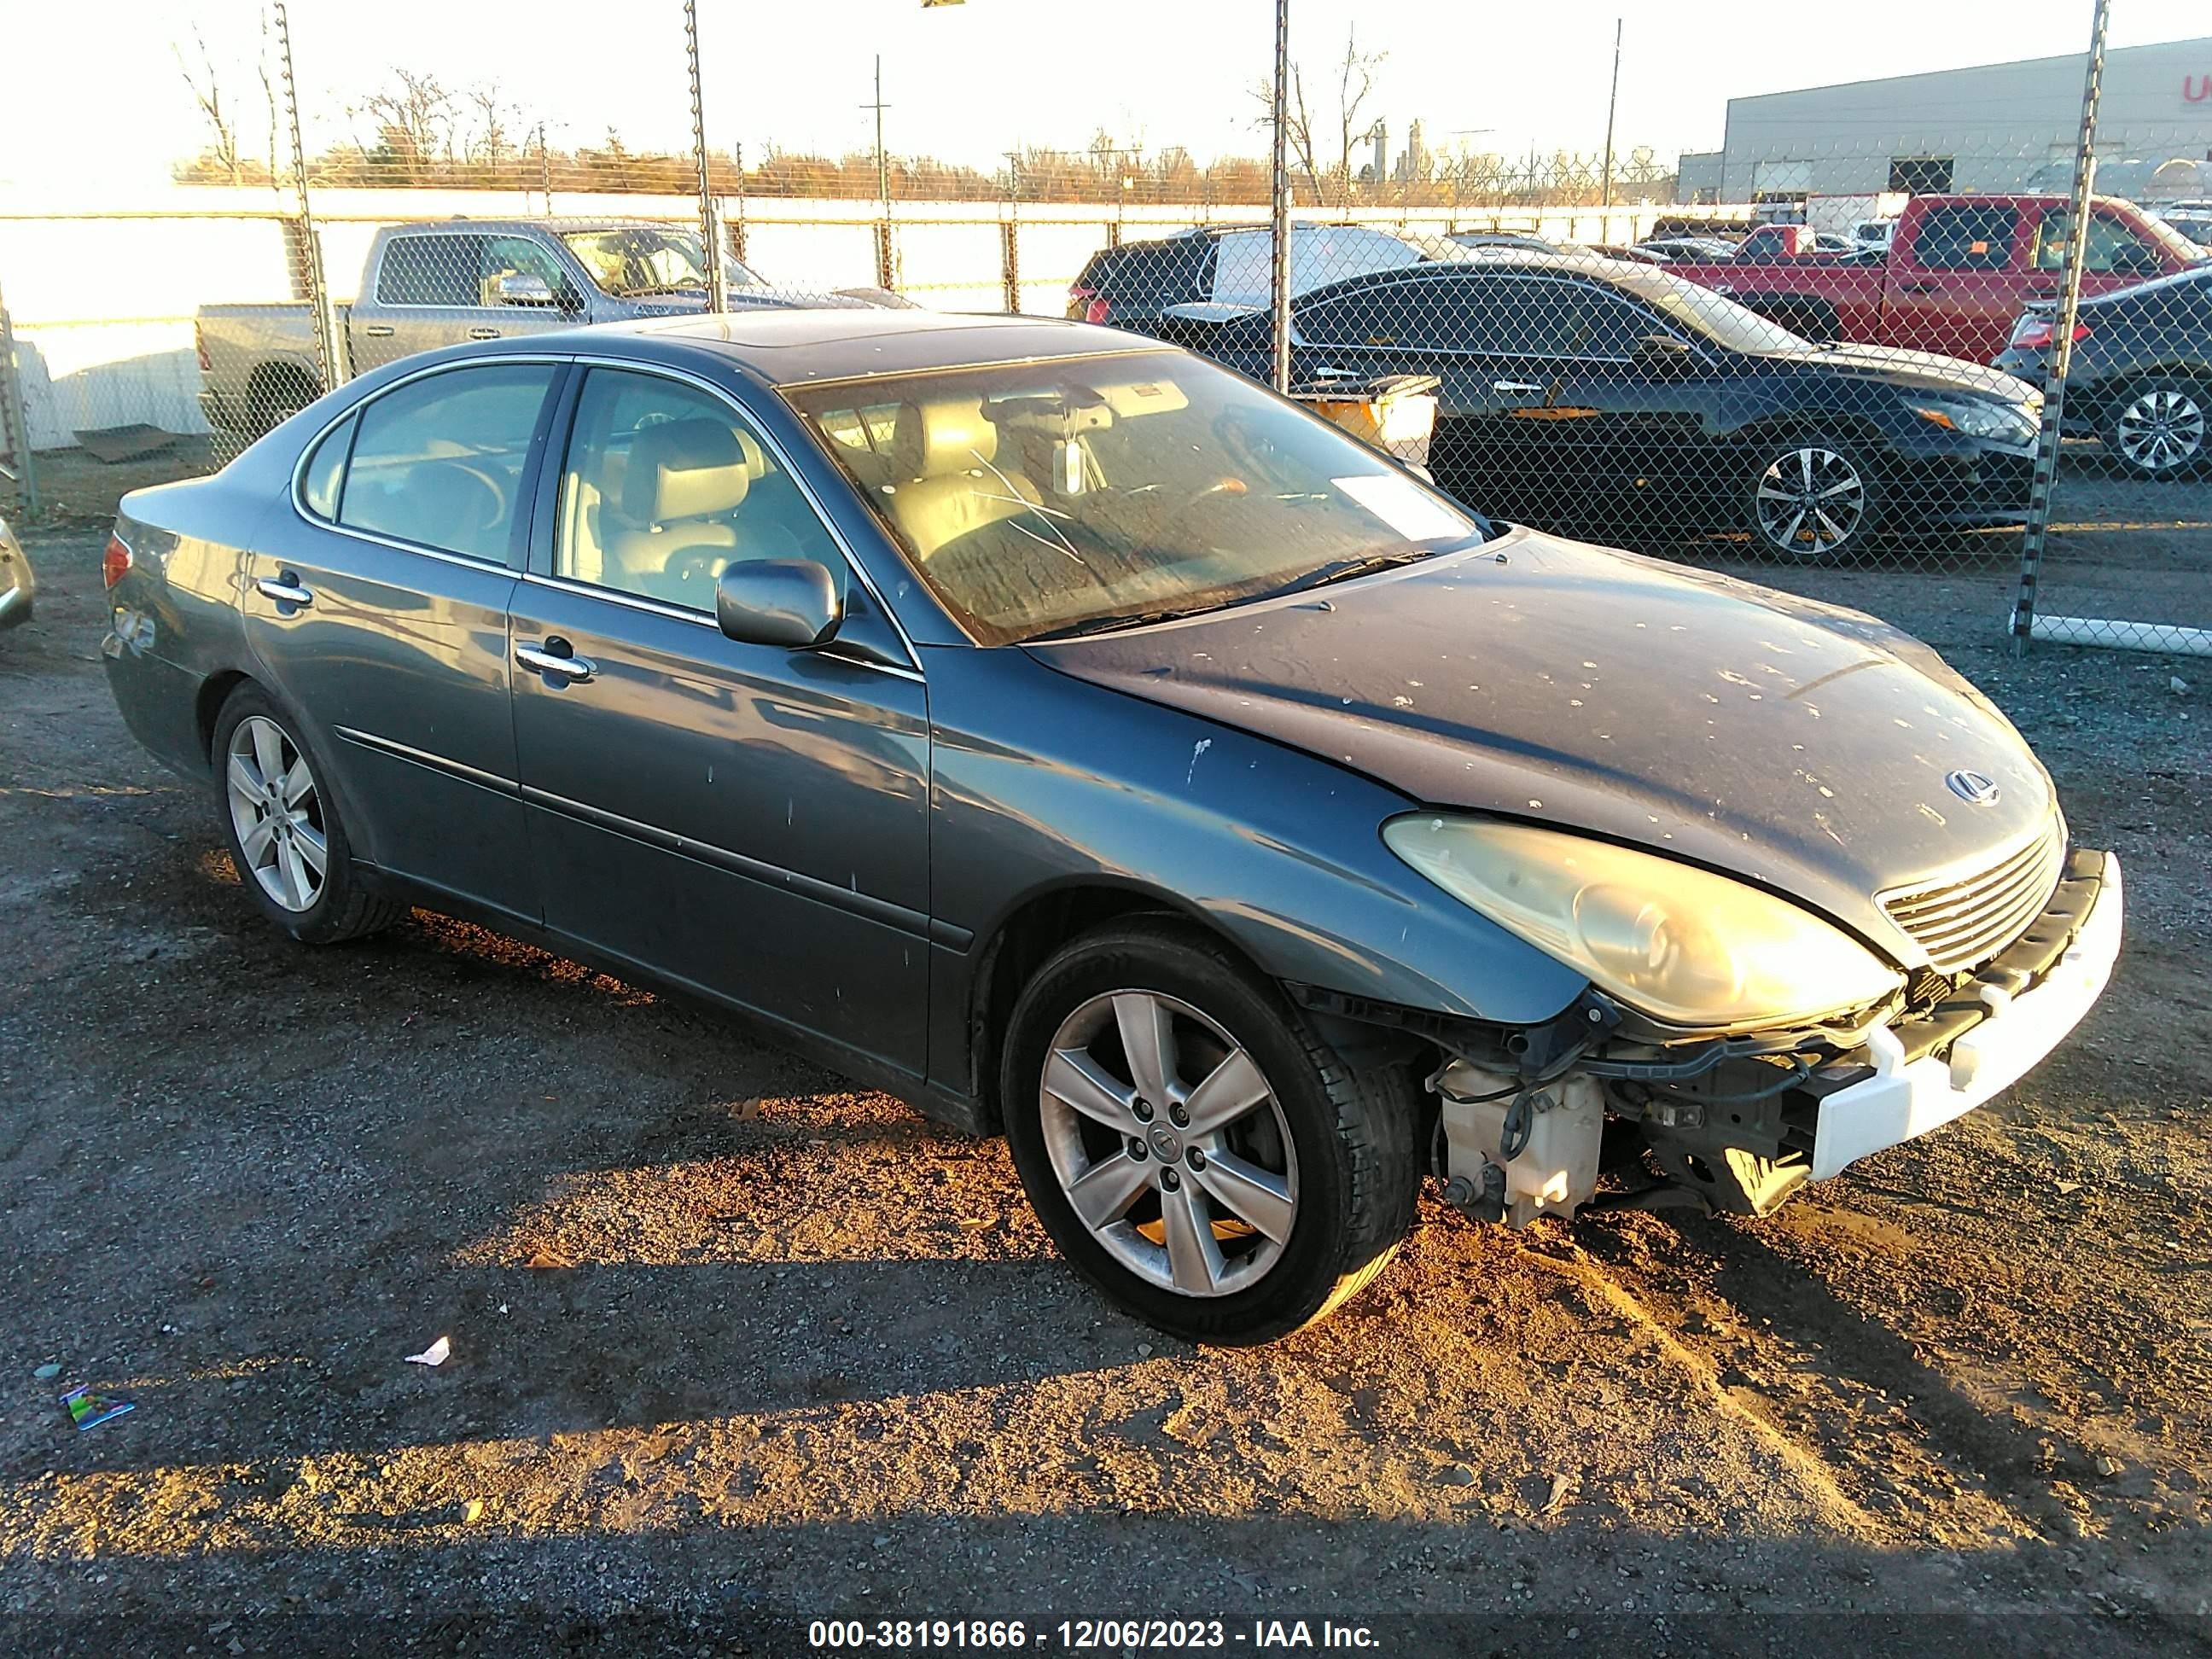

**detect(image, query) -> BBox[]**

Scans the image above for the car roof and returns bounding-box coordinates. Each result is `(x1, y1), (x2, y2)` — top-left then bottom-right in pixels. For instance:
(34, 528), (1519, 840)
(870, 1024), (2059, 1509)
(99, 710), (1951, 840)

(538, 308), (1162, 386)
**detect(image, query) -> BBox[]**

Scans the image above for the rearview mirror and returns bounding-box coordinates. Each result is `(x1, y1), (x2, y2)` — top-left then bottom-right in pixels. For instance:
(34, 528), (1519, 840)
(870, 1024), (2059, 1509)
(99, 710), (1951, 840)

(1631, 335), (1698, 376)
(715, 558), (843, 649)
(490, 271), (558, 307)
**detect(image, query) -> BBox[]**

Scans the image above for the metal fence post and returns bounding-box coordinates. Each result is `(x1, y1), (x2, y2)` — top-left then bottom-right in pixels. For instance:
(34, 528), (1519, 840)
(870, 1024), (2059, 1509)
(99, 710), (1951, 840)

(2011, 0), (2110, 655)
(1268, 0), (1292, 393)
(0, 276), (38, 516)
(273, 3), (344, 391)
(684, 0), (729, 311)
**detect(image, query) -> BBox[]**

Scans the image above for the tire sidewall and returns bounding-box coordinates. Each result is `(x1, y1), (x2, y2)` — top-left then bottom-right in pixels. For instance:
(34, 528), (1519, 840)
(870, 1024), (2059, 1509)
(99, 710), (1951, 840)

(1743, 433), (1879, 562)
(2104, 378), (2209, 480)
(1000, 925), (1359, 1343)
(211, 684), (366, 943)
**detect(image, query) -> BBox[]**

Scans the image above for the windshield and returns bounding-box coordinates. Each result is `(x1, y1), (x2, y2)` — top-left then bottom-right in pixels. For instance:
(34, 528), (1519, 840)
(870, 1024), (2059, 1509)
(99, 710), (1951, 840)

(1608, 265), (1811, 354)
(784, 352), (1488, 646)
(560, 228), (764, 297)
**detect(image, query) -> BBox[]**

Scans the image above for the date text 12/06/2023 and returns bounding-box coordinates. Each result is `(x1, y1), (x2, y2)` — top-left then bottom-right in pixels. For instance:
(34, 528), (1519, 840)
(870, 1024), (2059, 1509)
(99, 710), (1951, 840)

(806, 1619), (1382, 1650)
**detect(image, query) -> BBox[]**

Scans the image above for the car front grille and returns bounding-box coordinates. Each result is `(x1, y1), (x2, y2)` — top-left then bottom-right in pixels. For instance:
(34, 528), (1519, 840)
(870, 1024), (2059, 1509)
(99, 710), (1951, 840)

(1880, 816), (2068, 974)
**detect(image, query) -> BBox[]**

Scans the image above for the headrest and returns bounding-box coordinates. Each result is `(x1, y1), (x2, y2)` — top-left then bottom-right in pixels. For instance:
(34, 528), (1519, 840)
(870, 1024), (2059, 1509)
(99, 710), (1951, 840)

(892, 398), (996, 480)
(623, 417), (752, 523)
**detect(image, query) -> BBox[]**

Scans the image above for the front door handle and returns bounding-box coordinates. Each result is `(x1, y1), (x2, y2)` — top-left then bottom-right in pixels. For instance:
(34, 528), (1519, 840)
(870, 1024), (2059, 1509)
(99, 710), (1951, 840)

(255, 573), (314, 608)
(1899, 280), (1943, 294)
(361, 323), (396, 338)
(1493, 380), (1546, 394)
(516, 639), (597, 684)
(466, 326), (502, 341)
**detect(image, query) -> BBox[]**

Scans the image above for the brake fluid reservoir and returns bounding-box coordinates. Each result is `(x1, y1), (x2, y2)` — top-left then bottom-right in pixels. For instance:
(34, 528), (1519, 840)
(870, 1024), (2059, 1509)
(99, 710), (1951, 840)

(1437, 1062), (1604, 1228)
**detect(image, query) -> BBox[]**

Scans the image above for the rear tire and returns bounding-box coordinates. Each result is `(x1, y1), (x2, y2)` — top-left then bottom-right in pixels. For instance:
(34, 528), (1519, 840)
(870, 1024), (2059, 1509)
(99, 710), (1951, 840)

(1000, 919), (1419, 1344)
(211, 683), (403, 945)
(2101, 378), (2208, 480)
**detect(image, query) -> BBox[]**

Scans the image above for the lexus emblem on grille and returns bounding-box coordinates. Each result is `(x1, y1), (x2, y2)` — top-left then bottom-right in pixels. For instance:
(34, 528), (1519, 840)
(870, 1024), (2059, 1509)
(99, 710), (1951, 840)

(1945, 770), (2001, 806)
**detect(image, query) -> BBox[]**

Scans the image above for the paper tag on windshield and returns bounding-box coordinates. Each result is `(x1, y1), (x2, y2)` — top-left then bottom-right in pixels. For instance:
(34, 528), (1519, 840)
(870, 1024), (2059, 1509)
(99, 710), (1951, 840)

(1331, 474), (1470, 544)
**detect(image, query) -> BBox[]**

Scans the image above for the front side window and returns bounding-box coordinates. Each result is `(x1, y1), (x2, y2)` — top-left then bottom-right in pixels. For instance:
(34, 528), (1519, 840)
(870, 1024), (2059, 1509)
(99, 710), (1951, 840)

(375, 236), (486, 306)
(558, 227), (762, 299)
(556, 368), (841, 612)
(1912, 205), (2020, 271)
(2034, 210), (2181, 273)
(786, 351), (1488, 647)
(335, 364), (559, 561)
(480, 236), (577, 306)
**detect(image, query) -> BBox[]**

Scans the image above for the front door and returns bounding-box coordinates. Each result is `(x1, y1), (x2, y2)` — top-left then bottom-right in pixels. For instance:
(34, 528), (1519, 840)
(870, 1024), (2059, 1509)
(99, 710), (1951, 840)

(242, 359), (565, 923)
(509, 364), (933, 1079)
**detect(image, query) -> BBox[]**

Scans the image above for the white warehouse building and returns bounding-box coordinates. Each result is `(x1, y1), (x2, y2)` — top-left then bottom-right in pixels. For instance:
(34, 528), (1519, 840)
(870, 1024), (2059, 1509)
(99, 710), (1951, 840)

(1703, 35), (2212, 204)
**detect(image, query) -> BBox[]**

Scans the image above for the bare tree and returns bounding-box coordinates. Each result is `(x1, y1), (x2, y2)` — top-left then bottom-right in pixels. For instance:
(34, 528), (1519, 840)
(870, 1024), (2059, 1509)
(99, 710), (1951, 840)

(467, 82), (517, 176)
(1249, 27), (1385, 212)
(174, 28), (242, 185)
(351, 68), (457, 182)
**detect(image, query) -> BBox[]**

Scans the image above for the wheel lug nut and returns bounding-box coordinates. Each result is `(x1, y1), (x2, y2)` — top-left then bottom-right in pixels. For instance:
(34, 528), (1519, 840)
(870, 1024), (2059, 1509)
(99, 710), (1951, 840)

(1168, 1104), (1189, 1128)
(1161, 1168), (1181, 1191)
(1127, 1138), (1148, 1161)
(1187, 1148), (1205, 1171)
(1132, 1099), (1154, 1122)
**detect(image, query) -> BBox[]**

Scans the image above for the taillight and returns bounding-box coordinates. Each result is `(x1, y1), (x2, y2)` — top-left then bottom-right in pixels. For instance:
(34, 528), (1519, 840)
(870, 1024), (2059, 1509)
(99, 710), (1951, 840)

(195, 323), (212, 374)
(2011, 317), (2091, 351)
(102, 532), (132, 590)
(1068, 283), (1110, 323)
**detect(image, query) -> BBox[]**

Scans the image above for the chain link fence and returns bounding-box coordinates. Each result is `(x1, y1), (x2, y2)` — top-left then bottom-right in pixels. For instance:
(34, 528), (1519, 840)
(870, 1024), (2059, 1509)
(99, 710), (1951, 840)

(0, 2), (2203, 664)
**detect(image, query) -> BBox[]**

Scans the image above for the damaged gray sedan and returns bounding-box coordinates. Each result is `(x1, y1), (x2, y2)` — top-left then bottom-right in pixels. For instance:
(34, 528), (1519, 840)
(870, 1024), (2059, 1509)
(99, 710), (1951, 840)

(101, 311), (2121, 1342)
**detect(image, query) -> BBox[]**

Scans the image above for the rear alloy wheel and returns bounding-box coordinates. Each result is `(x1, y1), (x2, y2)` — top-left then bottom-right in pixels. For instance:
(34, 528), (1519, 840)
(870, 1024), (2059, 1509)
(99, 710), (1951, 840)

(1001, 921), (1418, 1343)
(2106, 381), (2207, 480)
(1748, 441), (1872, 561)
(212, 684), (403, 944)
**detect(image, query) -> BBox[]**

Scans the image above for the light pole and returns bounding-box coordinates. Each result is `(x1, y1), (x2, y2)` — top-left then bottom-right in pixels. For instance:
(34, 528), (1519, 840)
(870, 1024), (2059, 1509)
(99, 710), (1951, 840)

(1600, 17), (1622, 212)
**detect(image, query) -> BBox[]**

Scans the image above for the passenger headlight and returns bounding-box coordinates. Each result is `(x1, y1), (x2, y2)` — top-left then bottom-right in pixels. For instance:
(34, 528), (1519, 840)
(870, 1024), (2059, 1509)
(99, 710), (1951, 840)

(1912, 399), (2037, 446)
(1382, 815), (1903, 1030)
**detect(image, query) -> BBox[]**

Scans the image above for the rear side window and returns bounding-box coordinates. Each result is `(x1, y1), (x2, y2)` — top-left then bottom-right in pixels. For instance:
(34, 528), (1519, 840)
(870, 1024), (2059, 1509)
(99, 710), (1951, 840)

(335, 364), (559, 561)
(375, 236), (488, 306)
(1912, 205), (2020, 271)
(299, 413), (355, 521)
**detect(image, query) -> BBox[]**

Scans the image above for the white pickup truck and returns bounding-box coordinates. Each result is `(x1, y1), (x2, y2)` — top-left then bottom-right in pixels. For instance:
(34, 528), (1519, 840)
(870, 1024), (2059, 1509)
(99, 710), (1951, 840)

(196, 218), (900, 434)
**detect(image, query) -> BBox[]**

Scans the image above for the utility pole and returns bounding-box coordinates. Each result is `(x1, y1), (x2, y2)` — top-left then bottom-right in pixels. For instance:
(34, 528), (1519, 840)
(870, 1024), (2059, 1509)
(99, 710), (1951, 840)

(684, 0), (728, 310)
(864, 56), (894, 288)
(1268, 0), (1292, 393)
(1600, 16), (1622, 211)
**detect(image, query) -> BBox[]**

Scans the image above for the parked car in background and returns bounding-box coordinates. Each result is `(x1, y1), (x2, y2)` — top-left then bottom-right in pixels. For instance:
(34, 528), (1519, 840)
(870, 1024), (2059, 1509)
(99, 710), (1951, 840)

(1633, 236), (1739, 264)
(1995, 265), (2212, 478)
(2151, 207), (2212, 250)
(1660, 194), (2203, 362)
(100, 309), (2120, 1342)
(1726, 224), (1861, 262)
(1190, 252), (2040, 559)
(1447, 230), (1559, 253)
(1851, 218), (1900, 254)
(1065, 223), (1459, 333)
(0, 511), (33, 630)
(197, 218), (895, 435)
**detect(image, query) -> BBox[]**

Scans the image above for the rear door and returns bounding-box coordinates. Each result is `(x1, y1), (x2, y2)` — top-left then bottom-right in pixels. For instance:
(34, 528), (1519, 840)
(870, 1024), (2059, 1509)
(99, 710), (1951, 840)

(1884, 201), (2023, 360)
(243, 358), (566, 923)
(508, 363), (932, 1078)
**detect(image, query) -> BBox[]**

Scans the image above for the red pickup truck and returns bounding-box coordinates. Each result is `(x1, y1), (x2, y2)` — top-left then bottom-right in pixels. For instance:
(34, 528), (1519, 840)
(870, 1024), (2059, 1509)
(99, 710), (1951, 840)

(1662, 194), (2204, 364)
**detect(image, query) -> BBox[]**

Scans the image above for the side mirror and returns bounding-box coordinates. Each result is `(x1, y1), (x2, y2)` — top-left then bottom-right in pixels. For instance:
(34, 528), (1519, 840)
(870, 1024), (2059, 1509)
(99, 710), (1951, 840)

(1631, 335), (1697, 377)
(490, 271), (558, 307)
(714, 558), (843, 649)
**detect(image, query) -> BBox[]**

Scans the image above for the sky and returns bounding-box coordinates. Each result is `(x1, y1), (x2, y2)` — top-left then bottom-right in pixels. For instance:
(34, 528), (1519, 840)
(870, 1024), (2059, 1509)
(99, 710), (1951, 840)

(3, 0), (2208, 192)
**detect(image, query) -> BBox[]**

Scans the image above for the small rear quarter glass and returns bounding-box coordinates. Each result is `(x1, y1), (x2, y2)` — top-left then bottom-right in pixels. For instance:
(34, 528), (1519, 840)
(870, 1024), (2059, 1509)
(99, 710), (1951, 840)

(300, 412), (355, 521)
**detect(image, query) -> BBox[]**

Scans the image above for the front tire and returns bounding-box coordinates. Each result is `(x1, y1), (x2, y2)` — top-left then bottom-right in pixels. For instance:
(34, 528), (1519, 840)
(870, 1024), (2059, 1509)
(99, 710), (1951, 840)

(212, 683), (403, 944)
(2103, 379), (2207, 480)
(1000, 920), (1418, 1344)
(1744, 435), (1877, 562)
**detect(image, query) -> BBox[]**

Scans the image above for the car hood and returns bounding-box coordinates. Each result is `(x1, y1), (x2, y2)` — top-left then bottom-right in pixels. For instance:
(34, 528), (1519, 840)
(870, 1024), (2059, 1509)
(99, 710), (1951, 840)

(1027, 526), (2056, 959)
(1761, 341), (2035, 403)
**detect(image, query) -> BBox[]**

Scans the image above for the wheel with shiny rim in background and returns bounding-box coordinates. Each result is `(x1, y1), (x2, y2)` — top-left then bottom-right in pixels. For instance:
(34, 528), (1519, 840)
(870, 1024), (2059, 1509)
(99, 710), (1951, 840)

(1000, 919), (1419, 1343)
(211, 683), (404, 943)
(2104, 380), (2207, 480)
(1745, 437), (1877, 562)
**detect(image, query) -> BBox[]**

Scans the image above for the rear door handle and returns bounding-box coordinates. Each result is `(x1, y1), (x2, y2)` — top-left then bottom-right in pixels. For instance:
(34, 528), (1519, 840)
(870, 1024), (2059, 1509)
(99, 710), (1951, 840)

(466, 326), (502, 341)
(1493, 380), (1546, 394)
(516, 639), (597, 684)
(254, 573), (313, 608)
(361, 324), (395, 338)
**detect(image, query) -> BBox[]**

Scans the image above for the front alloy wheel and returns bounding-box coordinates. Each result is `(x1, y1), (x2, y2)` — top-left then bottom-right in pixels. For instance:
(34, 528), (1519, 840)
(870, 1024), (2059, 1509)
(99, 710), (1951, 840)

(2109, 382), (2206, 479)
(1750, 443), (1869, 560)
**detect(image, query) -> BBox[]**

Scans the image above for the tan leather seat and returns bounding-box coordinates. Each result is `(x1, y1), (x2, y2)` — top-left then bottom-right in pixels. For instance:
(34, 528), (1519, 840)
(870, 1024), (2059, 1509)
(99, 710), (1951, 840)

(882, 397), (1042, 563)
(598, 418), (757, 599)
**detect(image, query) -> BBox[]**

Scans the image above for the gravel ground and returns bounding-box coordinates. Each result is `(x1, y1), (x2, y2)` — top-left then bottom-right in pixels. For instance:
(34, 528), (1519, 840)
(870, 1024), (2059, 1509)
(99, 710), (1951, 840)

(0, 509), (2207, 1658)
